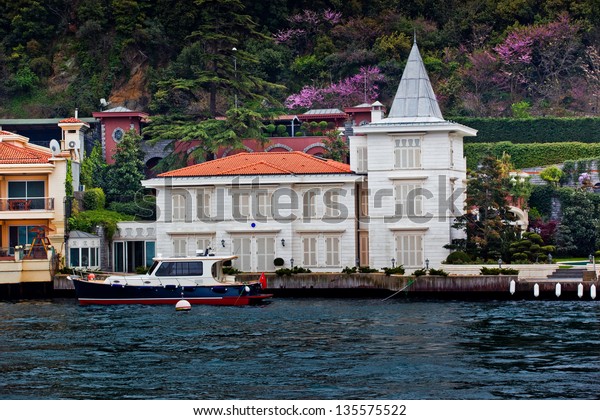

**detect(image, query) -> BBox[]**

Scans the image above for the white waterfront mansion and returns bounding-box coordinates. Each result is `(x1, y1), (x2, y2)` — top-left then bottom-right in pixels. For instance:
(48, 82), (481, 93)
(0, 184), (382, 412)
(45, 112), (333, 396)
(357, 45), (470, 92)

(126, 40), (476, 273)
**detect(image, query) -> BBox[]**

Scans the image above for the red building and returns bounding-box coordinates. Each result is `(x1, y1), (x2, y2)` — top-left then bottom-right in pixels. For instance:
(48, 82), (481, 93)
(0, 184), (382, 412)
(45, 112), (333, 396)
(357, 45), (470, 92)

(92, 107), (148, 164)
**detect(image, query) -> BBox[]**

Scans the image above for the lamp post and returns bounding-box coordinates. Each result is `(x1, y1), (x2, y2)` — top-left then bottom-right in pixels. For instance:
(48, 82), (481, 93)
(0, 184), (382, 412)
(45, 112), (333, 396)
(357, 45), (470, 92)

(232, 47), (238, 109)
(425, 259), (430, 270)
(391, 258), (396, 268)
(498, 258), (503, 269)
(590, 254), (597, 280)
(290, 258), (294, 268)
(281, 238), (285, 247)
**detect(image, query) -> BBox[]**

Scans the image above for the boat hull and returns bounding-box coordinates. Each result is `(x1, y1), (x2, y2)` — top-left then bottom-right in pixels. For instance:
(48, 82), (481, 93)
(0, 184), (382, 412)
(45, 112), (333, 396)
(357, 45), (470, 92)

(72, 278), (272, 306)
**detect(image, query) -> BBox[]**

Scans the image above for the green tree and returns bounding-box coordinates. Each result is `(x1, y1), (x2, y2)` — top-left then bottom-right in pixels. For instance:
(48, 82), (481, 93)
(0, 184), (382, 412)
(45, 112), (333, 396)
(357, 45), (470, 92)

(104, 129), (145, 203)
(539, 166), (563, 188)
(322, 130), (348, 162)
(152, 0), (284, 117)
(555, 188), (600, 256)
(65, 160), (73, 198)
(453, 155), (520, 261)
(145, 106), (269, 172)
(80, 143), (107, 190)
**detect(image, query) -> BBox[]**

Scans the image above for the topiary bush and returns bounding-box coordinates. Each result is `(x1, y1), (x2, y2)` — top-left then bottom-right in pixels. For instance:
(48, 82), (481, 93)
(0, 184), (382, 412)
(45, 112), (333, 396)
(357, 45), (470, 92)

(83, 188), (106, 210)
(445, 251), (472, 264)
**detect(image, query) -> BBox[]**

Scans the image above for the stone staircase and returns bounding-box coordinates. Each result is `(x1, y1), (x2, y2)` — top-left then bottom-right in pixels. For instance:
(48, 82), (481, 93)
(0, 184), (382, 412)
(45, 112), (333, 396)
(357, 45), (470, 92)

(546, 267), (586, 281)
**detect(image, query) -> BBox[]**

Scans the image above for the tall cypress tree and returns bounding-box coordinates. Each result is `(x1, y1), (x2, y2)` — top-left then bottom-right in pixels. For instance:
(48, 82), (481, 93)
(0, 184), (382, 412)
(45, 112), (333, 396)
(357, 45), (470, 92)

(104, 130), (145, 203)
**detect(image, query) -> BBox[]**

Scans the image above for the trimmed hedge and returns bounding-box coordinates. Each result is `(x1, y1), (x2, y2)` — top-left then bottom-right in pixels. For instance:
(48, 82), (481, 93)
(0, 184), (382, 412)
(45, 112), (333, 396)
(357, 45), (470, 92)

(465, 142), (600, 170)
(453, 117), (600, 144)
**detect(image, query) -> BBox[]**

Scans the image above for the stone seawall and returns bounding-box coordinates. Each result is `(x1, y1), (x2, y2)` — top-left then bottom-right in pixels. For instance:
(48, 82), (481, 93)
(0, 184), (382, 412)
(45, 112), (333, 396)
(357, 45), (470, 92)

(236, 273), (599, 300)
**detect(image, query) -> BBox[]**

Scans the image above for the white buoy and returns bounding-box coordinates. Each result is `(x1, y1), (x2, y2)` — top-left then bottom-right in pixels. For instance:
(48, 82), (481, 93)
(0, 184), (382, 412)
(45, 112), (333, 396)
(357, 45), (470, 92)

(244, 286), (250, 293)
(509, 280), (516, 295)
(176, 299), (191, 311)
(555, 283), (561, 298)
(578, 283), (584, 298)
(591, 284), (597, 300)
(534, 283), (540, 297)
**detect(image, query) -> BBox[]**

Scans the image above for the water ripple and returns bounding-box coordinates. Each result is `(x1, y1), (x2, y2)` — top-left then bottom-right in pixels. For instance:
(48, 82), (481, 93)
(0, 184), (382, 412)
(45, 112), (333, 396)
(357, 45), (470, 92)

(0, 298), (598, 399)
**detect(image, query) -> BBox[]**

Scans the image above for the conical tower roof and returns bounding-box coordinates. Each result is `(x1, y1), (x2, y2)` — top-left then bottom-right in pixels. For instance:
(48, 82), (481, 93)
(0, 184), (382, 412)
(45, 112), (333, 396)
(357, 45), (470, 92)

(384, 40), (444, 123)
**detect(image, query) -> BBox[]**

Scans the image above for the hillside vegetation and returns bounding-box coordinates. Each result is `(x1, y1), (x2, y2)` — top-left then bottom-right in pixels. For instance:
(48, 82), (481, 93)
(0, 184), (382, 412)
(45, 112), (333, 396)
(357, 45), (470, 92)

(1, 0), (599, 119)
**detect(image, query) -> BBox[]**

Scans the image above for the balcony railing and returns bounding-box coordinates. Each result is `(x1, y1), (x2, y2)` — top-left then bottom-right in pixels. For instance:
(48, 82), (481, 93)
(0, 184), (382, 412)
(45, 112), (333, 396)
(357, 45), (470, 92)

(0, 198), (54, 211)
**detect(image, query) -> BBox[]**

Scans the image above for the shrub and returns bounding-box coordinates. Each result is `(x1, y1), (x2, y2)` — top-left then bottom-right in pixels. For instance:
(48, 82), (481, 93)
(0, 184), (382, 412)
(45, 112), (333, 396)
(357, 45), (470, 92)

(68, 209), (134, 239)
(412, 268), (427, 277)
(480, 267), (519, 275)
(358, 266), (378, 273)
(275, 266), (312, 276)
(135, 266), (148, 274)
(83, 188), (106, 210)
(276, 124), (288, 136)
(108, 196), (156, 220)
(445, 251), (472, 264)
(428, 268), (449, 277)
(480, 267), (501, 275)
(265, 124), (276, 136)
(341, 266), (357, 274)
(223, 266), (241, 275)
(464, 142), (600, 170)
(273, 257), (285, 267)
(383, 266), (405, 276)
(454, 117), (600, 144)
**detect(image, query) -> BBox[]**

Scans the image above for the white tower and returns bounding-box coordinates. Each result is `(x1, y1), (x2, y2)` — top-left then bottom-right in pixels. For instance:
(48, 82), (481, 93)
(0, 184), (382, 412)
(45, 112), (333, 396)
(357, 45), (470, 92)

(350, 39), (477, 270)
(58, 110), (89, 163)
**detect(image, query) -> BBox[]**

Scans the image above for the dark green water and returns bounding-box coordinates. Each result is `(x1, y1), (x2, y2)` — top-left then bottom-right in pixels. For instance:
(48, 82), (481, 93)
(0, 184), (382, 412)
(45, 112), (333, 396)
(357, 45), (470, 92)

(0, 298), (598, 399)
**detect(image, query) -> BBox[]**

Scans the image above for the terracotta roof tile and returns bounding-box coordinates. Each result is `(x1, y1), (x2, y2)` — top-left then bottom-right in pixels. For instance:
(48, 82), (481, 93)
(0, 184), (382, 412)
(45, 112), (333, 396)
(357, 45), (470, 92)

(158, 152), (352, 177)
(0, 142), (52, 164)
(59, 117), (83, 123)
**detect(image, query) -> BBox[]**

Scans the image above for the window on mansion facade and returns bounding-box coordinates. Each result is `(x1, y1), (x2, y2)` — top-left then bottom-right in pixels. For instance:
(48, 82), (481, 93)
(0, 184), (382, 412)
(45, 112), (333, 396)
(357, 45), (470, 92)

(172, 194), (186, 222)
(196, 189), (212, 220)
(395, 233), (424, 268)
(302, 189), (317, 219)
(394, 138), (421, 169)
(394, 183), (424, 217)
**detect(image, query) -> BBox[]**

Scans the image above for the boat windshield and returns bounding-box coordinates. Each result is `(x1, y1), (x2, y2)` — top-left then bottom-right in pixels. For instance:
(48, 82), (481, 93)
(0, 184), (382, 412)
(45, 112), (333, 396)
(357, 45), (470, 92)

(147, 261), (160, 275)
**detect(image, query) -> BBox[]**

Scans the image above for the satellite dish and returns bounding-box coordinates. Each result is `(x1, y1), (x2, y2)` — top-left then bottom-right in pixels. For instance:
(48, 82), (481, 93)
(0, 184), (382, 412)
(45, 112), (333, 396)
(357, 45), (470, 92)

(49, 139), (60, 156)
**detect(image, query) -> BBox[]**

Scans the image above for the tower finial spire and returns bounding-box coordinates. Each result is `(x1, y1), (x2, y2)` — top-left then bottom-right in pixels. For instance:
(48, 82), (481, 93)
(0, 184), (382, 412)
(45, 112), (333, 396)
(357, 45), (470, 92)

(413, 28), (416, 44)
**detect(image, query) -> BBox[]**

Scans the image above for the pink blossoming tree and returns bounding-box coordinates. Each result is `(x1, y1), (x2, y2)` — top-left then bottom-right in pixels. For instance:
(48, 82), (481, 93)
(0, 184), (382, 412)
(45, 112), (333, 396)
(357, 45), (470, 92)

(285, 66), (384, 110)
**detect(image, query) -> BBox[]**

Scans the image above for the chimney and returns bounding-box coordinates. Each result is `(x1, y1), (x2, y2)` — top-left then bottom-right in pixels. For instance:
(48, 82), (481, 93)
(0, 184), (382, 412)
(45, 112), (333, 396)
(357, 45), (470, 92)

(75, 108), (78, 119)
(371, 101), (384, 122)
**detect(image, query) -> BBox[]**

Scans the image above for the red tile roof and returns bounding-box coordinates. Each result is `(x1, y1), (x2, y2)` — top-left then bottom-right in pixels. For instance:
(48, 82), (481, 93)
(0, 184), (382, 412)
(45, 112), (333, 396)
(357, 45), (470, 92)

(158, 152), (352, 177)
(0, 142), (52, 164)
(59, 117), (85, 123)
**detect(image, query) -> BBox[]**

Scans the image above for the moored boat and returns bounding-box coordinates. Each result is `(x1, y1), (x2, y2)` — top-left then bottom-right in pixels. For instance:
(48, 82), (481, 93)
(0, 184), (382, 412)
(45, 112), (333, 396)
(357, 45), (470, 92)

(69, 251), (272, 306)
